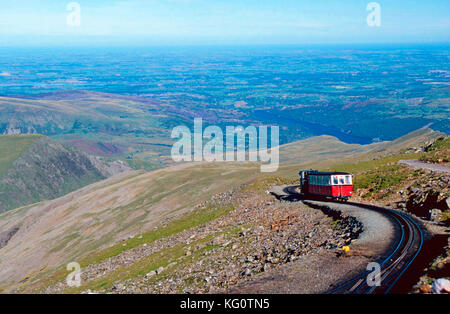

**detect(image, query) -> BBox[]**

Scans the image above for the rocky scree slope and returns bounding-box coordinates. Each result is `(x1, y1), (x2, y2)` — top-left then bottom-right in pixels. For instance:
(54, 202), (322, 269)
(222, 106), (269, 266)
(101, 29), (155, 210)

(45, 178), (363, 294)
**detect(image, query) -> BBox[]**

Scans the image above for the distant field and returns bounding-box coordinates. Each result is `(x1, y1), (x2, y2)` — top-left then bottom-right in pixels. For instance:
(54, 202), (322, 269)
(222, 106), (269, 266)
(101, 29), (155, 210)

(1, 46), (448, 146)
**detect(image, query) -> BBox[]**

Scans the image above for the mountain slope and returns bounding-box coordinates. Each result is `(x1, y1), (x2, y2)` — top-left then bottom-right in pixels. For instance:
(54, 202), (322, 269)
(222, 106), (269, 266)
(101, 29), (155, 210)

(0, 128), (444, 292)
(366, 127), (445, 154)
(0, 91), (190, 162)
(279, 127), (444, 165)
(0, 162), (262, 291)
(0, 134), (43, 176)
(279, 135), (370, 164)
(0, 135), (131, 213)
(3, 91), (447, 165)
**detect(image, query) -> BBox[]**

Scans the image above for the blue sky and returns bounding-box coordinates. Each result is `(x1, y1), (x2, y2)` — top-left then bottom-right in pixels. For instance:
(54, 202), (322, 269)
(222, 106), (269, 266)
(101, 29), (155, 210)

(0, 0), (448, 46)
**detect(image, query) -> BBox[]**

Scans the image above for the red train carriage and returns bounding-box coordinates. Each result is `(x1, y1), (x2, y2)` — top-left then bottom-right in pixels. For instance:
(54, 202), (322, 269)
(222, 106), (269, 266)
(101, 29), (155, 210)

(299, 170), (353, 201)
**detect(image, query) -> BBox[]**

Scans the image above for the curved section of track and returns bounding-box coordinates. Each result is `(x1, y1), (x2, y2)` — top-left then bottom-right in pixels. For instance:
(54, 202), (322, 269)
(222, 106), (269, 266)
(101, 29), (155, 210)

(283, 186), (424, 294)
(328, 202), (423, 294)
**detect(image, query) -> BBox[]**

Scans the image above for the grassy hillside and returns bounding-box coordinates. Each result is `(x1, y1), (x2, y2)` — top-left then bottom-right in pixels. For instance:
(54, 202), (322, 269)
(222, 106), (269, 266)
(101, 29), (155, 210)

(367, 128), (446, 154)
(420, 136), (450, 163)
(278, 128), (443, 167)
(0, 135), (43, 176)
(0, 136), (131, 213)
(328, 134), (449, 199)
(279, 135), (369, 164)
(0, 162), (262, 292)
(1, 126), (438, 214)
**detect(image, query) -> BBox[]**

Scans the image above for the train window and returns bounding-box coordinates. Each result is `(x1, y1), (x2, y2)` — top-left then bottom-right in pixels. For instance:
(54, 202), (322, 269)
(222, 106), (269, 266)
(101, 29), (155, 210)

(333, 177), (338, 185)
(339, 176), (345, 184)
(345, 176), (351, 184)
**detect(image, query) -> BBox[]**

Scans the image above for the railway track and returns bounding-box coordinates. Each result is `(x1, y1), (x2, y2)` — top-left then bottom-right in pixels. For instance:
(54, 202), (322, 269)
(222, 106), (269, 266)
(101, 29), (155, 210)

(283, 186), (424, 294)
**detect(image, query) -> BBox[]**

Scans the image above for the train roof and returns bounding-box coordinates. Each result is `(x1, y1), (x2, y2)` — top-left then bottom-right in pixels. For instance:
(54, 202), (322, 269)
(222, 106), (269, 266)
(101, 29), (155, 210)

(299, 170), (352, 176)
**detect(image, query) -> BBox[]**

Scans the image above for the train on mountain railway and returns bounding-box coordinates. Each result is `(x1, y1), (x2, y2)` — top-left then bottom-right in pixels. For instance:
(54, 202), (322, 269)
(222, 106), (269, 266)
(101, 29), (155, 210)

(299, 170), (353, 201)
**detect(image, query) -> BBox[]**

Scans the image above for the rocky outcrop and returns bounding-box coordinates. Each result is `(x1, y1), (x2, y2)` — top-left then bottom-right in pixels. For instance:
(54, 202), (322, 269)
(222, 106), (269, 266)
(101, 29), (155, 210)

(395, 175), (449, 224)
(414, 237), (450, 294)
(0, 226), (19, 249)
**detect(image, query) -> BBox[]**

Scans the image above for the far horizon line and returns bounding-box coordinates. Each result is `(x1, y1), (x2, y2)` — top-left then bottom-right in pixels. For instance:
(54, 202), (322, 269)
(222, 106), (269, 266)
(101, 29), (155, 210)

(1, 42), (449, 49)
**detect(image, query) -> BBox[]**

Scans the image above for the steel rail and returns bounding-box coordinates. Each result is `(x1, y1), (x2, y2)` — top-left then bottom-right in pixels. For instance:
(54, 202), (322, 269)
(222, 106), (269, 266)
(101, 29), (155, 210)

(281, 186), (424, 294)
(296, 194), (424, 294)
